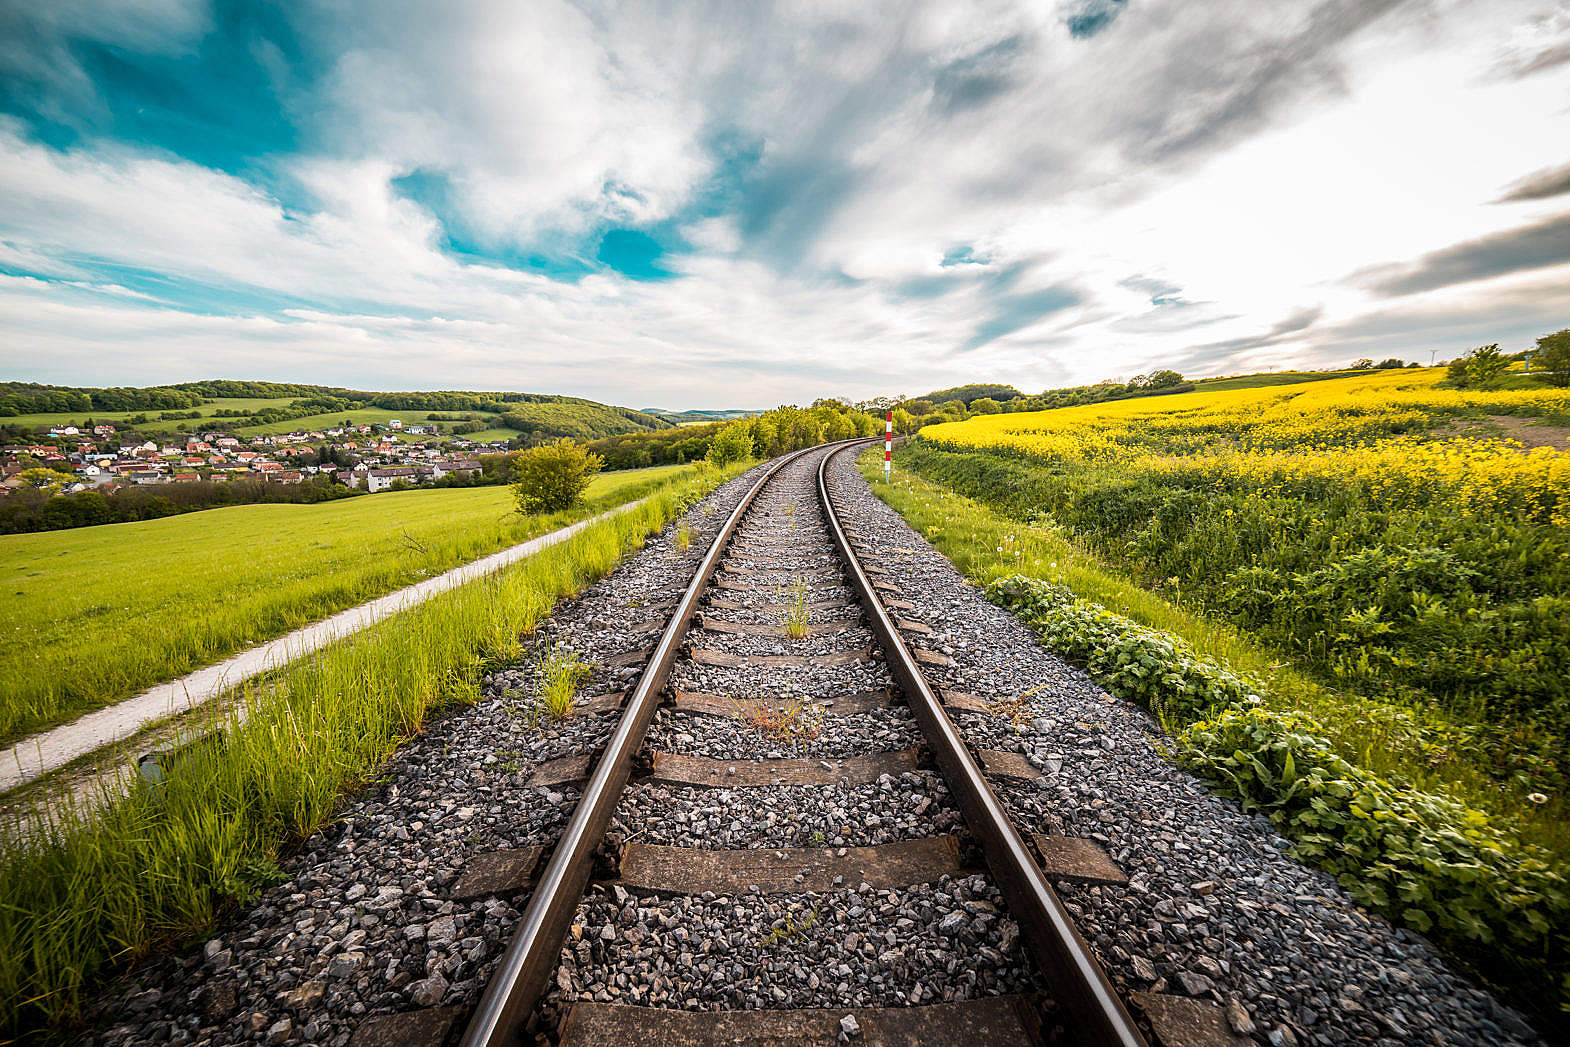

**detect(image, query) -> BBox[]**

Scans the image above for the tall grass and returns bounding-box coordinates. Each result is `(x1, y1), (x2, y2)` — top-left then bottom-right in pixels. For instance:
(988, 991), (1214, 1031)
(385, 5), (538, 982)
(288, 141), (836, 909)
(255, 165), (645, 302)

(0, 464), (694, 747)
(0, 464), (737, 1037)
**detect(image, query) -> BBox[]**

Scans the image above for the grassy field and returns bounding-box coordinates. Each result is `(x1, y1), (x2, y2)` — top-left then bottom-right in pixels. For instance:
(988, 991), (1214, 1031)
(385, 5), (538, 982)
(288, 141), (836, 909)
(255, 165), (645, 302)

(0, 461), (738, 1037)
(0, 464), (692, 746)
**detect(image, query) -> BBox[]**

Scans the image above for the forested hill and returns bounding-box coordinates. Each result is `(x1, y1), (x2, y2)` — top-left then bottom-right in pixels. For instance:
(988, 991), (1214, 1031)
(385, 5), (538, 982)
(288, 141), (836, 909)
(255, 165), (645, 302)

(0, 380), (674, 441)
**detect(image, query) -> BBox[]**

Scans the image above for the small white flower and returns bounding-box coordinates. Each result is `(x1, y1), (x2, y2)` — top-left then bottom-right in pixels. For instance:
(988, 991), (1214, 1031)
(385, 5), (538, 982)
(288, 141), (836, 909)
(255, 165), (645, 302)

(1528, 792), (1549, 805)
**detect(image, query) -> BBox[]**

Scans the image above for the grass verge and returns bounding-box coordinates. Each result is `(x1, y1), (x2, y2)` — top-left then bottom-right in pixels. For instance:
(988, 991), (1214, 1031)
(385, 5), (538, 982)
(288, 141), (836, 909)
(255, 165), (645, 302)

(0, 463), (693, 747)
(0, 461), (739, 1038)
(860, 450), (1567, 1015)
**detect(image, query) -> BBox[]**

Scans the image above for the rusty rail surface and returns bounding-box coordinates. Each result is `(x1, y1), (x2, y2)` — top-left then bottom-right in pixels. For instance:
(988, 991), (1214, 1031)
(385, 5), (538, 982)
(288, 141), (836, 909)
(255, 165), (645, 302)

(817, 443), (1149, 1047)
(458, 443), (827, 1047)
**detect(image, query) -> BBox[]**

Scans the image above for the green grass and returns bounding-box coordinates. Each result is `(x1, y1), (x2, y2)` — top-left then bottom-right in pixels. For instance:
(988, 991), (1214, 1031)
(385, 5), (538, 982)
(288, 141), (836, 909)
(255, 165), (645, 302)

(0, 464), (693, 747)
(861, 450), (1569, 859)
(0, 462), (737, 1038)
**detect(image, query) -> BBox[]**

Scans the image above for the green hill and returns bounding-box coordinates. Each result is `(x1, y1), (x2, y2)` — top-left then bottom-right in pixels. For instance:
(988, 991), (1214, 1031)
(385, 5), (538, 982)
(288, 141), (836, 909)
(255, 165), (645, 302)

(0, 380), (674, 444)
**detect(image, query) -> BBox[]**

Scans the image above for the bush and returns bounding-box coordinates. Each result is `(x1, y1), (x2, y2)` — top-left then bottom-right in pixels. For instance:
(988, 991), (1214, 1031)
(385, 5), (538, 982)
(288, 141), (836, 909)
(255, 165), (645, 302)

(705, 424), (754, 466)
(986, 574), (1262, 725)
(511, 438), (604, 513)
(1173, 705), (1568, 984)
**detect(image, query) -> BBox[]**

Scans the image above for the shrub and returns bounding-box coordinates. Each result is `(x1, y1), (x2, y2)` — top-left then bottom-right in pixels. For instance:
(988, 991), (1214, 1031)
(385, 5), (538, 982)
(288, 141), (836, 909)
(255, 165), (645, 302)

(705, 423), (754, 466)
(1173, 705), (1568, 982)
(986, 574), (1262, 725)
(511, 438), (604, 513)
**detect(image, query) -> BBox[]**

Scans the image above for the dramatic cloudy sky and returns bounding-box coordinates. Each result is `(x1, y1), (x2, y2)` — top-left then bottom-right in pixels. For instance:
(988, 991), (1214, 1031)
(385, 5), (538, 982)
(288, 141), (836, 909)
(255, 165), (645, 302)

(1, 1), (1568, 407)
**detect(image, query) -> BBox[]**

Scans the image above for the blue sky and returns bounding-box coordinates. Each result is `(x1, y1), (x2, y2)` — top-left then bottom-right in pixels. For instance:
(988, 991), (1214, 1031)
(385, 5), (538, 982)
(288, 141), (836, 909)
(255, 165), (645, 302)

(1, 0), (1568, 407)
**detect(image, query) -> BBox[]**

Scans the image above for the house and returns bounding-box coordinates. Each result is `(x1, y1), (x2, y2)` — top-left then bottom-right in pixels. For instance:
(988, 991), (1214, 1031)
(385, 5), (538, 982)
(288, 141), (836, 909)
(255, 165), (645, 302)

(47, 425), (80, 437)
(361, 466), (426, 492)
(172, 472), (201, 483)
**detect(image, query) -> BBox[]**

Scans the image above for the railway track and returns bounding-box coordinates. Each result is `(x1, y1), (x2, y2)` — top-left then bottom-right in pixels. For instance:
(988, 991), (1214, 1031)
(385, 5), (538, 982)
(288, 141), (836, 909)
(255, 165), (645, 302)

(342, 441), (1242, 1047)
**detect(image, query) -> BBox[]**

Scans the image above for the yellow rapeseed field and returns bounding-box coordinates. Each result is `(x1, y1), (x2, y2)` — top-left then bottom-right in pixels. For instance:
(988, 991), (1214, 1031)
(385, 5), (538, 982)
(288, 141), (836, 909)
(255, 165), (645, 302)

(921, 368), (1570, 526)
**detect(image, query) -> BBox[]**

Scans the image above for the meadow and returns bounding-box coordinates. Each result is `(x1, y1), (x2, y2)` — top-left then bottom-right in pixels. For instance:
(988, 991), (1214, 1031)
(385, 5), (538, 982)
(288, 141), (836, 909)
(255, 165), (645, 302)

(0, 464), (691, 747)
(882, 368), (1570, 1008)
(0, 462), (737, 1036)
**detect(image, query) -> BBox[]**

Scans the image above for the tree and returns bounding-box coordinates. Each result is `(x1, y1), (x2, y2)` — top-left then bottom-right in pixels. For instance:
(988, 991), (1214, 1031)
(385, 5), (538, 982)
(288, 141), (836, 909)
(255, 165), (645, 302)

(968, 397), (1001, 414)
(511, 438), (604, 513)
(1467, 343), (1510, 389)
(1350, 358), (1375, 370)
(15, 468), (76, 495)
(705, 424), (754, 466)
(1146, 369), (1184, 388)
(1445, 356), (1473, 388)
(1375, 358), (1405, 369)
(891, 407), (919, 434)
(1534, 328), (1570, 388)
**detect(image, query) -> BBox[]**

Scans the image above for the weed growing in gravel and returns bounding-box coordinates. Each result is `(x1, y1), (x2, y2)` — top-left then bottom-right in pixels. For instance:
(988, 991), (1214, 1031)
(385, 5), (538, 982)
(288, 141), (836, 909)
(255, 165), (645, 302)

(537, 646), (593, 721)
(785, 499), (797, 531)
(779, 579), (812, 639)
(759, 906), (818, 946)
(675, 520), (695, 553)
(733, 695), (824, 742)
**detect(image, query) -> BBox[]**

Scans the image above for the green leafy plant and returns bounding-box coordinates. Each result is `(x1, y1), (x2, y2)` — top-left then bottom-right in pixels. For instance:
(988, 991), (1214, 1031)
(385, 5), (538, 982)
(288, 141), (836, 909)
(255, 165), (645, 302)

(511, 437), (605, 513)
(537, 646), (592, 720)
(1173, 705), (1569, 992)
(780, 578), (811, 639)
(675, 520), (694, 552)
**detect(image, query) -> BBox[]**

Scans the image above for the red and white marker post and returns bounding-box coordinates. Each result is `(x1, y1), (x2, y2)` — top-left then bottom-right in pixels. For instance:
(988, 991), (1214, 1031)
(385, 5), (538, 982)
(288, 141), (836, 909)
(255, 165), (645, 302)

(884, 409), (893, 482)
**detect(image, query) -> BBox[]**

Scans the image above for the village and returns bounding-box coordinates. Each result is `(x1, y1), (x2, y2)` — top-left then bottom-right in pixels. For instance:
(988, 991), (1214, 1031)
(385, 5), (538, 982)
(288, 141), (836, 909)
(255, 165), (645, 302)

(0, 418), (498, 496)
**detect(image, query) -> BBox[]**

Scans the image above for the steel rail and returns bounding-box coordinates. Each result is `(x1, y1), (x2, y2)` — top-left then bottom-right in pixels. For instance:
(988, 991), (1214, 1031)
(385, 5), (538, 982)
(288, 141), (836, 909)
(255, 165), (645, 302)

(817, 443), (1150, 1047)
(460, 442), (835, 1047)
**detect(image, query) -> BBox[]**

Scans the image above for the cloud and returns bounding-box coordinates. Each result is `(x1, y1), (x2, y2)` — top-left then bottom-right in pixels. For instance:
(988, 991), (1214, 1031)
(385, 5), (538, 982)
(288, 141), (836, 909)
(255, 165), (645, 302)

(0, 0), (1568, 405)
(1355, 212), (1570, 297)
(1495, 162), (1570, 203)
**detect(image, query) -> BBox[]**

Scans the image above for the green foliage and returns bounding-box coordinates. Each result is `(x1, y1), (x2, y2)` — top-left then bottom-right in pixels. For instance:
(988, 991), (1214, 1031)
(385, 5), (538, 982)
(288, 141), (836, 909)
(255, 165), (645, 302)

(511, 439), (605, 514)
(1446, 344), (1512, 390)
(900, 440), (1570, 751)
(922, 383), (1023, 404)
(1535, 329), (1570, 388)
(498, 400), (671, 443)
(536, 646), (592, 720)
(12, 468), (76, 495)
(1126, 369), (1184, 391)
(706, 423), (755, 466)
(968, 397), (1002, 414)
(1173, 705), (1568, 990)
(986, 574), (1262, 725)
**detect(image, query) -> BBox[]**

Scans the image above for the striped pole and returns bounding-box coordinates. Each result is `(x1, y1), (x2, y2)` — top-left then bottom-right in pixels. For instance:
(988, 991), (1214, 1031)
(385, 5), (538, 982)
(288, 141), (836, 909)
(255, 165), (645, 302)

(884, 409), (893, 482)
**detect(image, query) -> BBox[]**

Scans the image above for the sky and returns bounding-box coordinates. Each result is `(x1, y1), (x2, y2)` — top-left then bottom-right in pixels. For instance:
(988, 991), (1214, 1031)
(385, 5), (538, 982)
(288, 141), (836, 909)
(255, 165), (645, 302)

(0, 1), (1568, 409)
